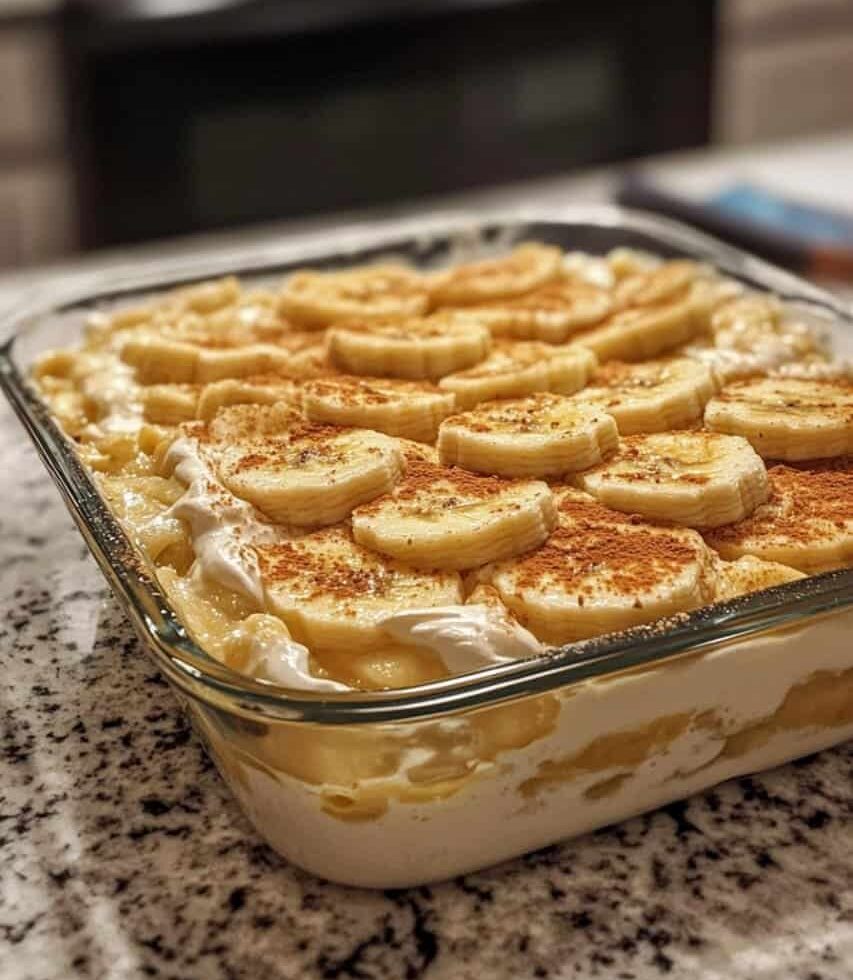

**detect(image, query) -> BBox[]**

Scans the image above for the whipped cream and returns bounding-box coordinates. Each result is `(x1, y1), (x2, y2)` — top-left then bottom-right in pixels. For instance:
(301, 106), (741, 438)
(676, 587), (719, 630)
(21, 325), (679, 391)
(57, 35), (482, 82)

(237, 628), (348, 692)
(162, 437), (271, 606)
(379, 604), (542, 673)
(776, 358), (853, 380)
(684, 339), (807, 381)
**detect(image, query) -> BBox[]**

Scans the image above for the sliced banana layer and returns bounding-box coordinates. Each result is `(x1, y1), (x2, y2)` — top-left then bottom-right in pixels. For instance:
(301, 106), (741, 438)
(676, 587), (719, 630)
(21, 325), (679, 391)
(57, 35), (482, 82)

(438, 342), (596, 409)
(713, 554), (805, 602)
(575, 357), (718, 434)
(278, 264), (429, 328)
(704, 376), (853, 460)
(577, 431), (769, 528)
(327, 316), (491, 380)
(301, 376), (456, 443)
(351, 458), (557, 570)
(122, 334), (296, 385)
(488, 489), (716, 644)
(256, 526), (463, 653)
(705, 459), (853, 573)
(428, 242), (563, 306)
(196, 375), (297, 421)
(438, 393), (618, 478)
(205, 403), (404, 526)
(442, 281), (612, 343)
(570, 297), (700, 363)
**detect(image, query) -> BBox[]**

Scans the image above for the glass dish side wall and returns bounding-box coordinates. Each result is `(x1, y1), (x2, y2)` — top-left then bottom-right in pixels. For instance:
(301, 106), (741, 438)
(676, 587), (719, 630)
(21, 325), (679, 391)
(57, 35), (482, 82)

(187, 607), (853, 887)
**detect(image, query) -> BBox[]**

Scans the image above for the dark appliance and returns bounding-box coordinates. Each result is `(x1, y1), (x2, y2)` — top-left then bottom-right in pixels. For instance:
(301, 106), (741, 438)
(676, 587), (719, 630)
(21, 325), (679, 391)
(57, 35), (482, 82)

(62, 0), (716, 248)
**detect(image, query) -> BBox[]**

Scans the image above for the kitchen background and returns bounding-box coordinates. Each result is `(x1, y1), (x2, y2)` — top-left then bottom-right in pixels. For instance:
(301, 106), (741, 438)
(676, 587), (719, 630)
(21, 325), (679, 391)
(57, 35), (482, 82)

(1, 0), (852, 268)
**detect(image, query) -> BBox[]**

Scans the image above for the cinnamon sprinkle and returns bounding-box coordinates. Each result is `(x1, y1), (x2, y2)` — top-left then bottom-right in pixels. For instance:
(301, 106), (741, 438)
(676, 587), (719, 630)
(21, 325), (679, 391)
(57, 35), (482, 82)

(707, 459), (853, 546)
(256, 532), (396, 599)
(512, 493), (704, 595)
(354, 458), (527, 517)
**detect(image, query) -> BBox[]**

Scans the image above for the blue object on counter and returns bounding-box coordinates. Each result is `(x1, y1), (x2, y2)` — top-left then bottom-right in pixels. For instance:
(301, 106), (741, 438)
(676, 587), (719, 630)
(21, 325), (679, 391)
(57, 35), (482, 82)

(711, 184), (853, 247)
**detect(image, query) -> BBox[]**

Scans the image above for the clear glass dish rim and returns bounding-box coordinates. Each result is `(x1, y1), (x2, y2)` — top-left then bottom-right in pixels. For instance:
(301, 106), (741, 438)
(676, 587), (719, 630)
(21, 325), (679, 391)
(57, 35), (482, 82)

(2, 203), (852, 725)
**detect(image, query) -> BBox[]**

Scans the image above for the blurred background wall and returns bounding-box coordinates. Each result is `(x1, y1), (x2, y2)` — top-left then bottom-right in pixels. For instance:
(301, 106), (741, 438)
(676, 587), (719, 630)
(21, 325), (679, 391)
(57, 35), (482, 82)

(0, 0), (852, 268)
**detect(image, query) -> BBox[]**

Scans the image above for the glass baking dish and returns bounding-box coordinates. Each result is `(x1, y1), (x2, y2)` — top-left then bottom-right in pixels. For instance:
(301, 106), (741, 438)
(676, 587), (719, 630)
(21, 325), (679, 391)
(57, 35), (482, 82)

(2, 206), (852, 888)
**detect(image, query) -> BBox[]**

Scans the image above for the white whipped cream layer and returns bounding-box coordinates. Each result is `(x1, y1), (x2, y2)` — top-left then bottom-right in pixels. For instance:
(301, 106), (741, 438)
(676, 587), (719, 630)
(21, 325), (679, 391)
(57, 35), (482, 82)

(235, 627), (348, 693)
(163, 437), (271, 607)
(379, 604), (542, 673)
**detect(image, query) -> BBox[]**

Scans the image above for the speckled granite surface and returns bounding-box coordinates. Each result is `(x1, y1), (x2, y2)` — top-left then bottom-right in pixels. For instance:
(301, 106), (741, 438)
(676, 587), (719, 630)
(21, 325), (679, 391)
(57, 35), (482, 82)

(2, 394), (852, 980)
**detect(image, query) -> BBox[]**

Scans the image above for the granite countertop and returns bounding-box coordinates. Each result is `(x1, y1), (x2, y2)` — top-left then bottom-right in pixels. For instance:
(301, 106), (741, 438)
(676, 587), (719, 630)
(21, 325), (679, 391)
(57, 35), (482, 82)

(2, 389), (853, 980)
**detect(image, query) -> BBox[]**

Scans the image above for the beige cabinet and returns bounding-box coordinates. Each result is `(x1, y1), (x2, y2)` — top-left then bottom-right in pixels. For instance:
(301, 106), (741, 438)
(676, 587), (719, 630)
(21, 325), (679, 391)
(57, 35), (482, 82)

(715, 0), (853, 144)
(0, 16), (75, 266)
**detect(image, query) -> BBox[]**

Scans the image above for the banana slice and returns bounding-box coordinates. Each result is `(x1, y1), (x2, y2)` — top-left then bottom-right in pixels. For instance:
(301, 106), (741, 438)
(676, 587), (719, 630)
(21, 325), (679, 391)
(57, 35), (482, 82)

(704, 459), (853, 573)
(278, 264), (429, 328)
(438, 342), (596, 410)
(607, 247), (661, 279)
(576, 357), (718, 434)
(441, 281), (612, 343)
(351, 458), (556, 570)
(713, 554), (805, 602)
(208, 403), (404, 526)
(170, 275), (242, 315)
(438, 393), (618, 478)
(705, 377), (853, 460)
(577, 431), (769, 528)
(569, 297), (700, 363)
(327, 316), (491, 380)
(438, 336), (595, 406)
(256, 526), (463, 653)
(428, 243), (563, 306)
(142, 384), (200, 425)
(285, 342), (342, 380)
(196, 375), (298, 421)
(613, 259), (699, 309)
(686, 276), (745, 328)
(488, 489), (716, 644)
(396, 438), (440, 465)
(301, 376), (456, 443)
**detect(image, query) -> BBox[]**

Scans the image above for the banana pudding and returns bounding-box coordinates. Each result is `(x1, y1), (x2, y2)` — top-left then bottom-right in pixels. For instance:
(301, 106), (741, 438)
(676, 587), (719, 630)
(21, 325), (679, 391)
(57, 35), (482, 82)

(34, 243), (853, 692)
(29, 238), (853, 885)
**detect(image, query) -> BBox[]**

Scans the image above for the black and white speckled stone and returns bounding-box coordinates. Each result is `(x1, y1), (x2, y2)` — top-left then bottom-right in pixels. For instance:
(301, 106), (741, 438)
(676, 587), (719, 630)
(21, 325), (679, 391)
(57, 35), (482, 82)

(2, 399), (852, 980)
